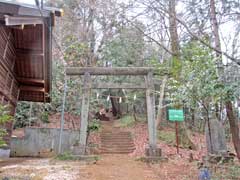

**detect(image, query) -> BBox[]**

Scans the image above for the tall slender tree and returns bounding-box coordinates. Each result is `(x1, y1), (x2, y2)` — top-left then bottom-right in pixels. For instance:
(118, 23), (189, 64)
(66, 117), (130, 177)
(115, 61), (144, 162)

(210, 0), (240, 160)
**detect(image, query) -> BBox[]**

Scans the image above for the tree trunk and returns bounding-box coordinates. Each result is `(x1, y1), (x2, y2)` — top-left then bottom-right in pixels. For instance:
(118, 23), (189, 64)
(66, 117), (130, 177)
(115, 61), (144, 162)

(110, 96), (117, 117)
(156, 75), (167, 128)
(133, 105), (137, 121)
(226, 101), (240, 160)
(210, 0), (223, 72)
(110, 91), (121, 118)
(210, 0), (240, 160)
(169, 0), (180, 56)
(168, 0), (195, 149)
(190, 108), (195, 129)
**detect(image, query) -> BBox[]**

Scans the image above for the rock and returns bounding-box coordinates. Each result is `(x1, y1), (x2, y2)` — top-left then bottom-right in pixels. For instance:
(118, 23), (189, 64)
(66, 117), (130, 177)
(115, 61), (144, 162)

(145, 147), (161, 157)
(205, 119), (227, 155)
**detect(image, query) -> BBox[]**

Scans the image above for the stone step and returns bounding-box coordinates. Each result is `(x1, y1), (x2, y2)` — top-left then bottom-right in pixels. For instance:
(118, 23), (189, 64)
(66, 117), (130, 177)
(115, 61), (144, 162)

(101, 136), (133, 140)
(101, 140), (134, 144)
(100, 129), (135, 154)
(100, 148), (135, 152)
(100, 150), (135, 154)
(101, 132), (131, 135)
(101, 142), (132, 146)
(100, 134), (132, 138)
(101, 141), (135, 145)
(101, 144), (135, 148)
(100, 145), (135, 150)
(101, 137), (133, 141)
(100, 147), (135, 151)
(100, 135), (132, 138)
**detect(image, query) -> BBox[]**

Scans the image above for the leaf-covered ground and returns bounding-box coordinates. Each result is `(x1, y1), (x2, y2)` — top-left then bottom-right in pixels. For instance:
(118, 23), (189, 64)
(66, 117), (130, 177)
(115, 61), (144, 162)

(8, 115), (240, 180)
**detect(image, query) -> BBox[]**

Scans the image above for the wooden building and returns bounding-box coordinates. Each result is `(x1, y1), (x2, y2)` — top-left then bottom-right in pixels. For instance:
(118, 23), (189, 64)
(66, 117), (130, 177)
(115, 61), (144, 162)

(0, 1), (62, 156)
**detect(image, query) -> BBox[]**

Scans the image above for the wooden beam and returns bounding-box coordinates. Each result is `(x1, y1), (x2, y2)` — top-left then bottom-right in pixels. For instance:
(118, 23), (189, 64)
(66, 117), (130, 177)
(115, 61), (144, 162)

(91, 82), (146, 89)
(0, 87), (17, 106)
(16, 49), (44, 57)
(17, 77), (44, 84)
(4, 15), (43, 26)
(19, 86), (45, 92)
(0, 3), (51, 17)
(66, 67), (154, 76)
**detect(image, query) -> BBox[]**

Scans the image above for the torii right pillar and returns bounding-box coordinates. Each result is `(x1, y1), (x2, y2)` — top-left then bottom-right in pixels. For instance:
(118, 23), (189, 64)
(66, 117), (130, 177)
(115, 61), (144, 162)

(145, 72), (161, 157)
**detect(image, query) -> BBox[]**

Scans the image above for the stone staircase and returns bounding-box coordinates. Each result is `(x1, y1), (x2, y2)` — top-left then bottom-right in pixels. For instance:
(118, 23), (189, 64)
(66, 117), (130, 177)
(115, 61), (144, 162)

(99, 121), (135, 154)
(100, 131), (135, 154)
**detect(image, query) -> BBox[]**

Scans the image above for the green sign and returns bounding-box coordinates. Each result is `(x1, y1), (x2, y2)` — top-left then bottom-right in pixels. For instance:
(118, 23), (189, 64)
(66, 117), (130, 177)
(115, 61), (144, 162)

(168, 109), (184, 122)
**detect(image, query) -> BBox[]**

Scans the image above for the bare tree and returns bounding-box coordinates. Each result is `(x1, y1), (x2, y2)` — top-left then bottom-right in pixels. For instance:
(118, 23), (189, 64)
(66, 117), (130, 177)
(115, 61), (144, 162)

(210, 0), (240, 160)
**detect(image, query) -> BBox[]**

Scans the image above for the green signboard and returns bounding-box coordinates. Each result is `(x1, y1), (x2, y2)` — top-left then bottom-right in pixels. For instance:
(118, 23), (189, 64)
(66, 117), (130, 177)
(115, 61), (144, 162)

(168, 109), (184, 122)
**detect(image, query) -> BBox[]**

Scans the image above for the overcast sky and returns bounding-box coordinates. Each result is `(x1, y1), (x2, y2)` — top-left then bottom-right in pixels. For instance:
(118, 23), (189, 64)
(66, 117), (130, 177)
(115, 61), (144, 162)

(4, 0), (236, 65)
(6, 0), (38, 5)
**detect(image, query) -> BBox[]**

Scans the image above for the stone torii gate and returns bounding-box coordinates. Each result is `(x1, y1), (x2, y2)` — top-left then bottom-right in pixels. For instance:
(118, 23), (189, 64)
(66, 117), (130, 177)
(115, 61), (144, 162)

(65, 67), (160, 156)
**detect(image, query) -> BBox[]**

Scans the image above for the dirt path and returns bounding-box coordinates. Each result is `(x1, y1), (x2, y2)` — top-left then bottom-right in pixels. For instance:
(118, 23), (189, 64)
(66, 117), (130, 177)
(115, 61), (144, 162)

(82, 155), (159, 180)
(0, 155), (198, 180)
(83, 155), (198, 180)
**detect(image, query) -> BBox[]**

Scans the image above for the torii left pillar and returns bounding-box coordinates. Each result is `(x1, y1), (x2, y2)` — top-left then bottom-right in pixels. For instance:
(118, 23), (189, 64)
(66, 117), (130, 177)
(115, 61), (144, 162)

(79, 72), (91, 154)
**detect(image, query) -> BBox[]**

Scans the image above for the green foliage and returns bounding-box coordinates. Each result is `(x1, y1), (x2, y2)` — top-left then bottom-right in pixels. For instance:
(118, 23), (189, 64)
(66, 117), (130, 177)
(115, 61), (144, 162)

(15, 102), (51, 128)
(0, 105), (12, 147)
(171, 56), (182, 79)
(56, 152), (75, 161)
(102, 24), (145, 67)
(158, 130), (175, 145)
(56, 152), (100, 162)
(166, 40), (237, 116)
(41, 111), (49, 123)
(171, 40), (219, 104)
(150, 58), (170, 76)
(88, 119), (101, 132)
(14, 102), (31, 128)
(119, 115), (135, 127)
(64, 35), (89, 66)
(212, 164), (240, 180)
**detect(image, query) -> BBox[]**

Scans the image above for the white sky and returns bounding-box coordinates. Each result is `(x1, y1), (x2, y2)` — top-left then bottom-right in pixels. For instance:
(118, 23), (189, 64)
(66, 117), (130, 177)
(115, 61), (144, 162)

(6, 0), (237, 64)
(6, 0), (39, 5)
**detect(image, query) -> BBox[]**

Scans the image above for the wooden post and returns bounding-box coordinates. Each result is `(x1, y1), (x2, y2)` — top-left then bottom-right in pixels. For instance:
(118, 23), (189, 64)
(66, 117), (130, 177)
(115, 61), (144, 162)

(145, 72), (157, 156)
(175, 121), (179, 154)
(79, 72), (91, 154)
(28, 102), (33, 127)
(58, 76), (67, 154)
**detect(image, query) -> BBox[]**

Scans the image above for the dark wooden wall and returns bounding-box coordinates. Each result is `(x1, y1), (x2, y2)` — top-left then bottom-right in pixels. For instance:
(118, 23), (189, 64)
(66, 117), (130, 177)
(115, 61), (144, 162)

(0, 25), (19, 146)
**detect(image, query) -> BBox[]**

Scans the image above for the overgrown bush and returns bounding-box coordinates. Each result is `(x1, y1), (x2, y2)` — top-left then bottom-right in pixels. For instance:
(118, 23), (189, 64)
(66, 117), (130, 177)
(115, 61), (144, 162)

(88, 119), (101, 132)
(56, 152), (75, 161)
(158, 130), (175, 145)
(119, 115), (135, 127)
(41, 111), (49, 123)
(0, 105), (12, 146)
(212, 164), (240, 180)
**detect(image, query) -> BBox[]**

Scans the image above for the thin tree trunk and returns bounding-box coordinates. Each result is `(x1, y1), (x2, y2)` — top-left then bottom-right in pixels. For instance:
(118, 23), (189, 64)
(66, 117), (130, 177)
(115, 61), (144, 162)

(226, 101), (240, 160)
(209, 0), (223, 72)
(133, 105), (137, 122)
(156, 75), (167, 128)
(28, 102), (33, 127)
(190, 108), (195, 129)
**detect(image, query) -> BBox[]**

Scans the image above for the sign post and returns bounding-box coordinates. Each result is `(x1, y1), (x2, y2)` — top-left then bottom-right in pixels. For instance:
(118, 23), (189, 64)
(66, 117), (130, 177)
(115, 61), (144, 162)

(175, 121), (179, 154)
(168, 109), (184, 154)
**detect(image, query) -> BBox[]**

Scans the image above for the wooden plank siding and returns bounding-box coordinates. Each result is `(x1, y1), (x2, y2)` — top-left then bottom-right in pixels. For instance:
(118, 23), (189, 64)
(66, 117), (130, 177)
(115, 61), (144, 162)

(0, 2), (62, 156)
(0, 25), (19, 147)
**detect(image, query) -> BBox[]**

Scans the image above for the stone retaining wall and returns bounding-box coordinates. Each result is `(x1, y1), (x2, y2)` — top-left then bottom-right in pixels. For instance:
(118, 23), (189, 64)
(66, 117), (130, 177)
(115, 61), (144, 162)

(10, 128), (79, 157)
